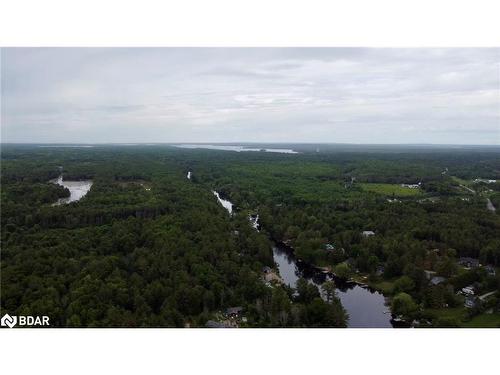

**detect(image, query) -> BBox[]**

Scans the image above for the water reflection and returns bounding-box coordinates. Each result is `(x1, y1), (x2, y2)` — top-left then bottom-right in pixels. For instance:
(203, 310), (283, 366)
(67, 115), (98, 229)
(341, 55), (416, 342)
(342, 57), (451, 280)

(272, 243), (392, 328)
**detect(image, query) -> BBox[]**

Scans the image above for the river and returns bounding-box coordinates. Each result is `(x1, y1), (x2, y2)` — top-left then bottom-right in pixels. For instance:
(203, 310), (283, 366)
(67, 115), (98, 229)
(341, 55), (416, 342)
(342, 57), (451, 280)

(213, 191), (233, 214)
(272, 242), (393, 328)
(486, 198), (496, 212)
(215, 191), (394, 328)
(51, 175), (93, 205)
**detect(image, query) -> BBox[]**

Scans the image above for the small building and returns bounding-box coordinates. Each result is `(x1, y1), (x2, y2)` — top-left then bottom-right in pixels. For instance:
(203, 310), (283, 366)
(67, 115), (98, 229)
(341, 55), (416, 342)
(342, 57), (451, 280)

(458, 257), (480, 269)
(225, 307), (243, 318)
(484, 265), (496, 277)
(430, 276), (446, 286)
(464, 296), (479, 309)
(325, 243), (335, 251)
(362, 230), (375, 237)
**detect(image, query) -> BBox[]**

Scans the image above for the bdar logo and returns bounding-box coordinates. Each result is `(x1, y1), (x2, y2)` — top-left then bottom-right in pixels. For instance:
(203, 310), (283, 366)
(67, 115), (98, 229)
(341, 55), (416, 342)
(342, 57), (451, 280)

(1, 313), (49, 328)
(1, 313), (17, 328)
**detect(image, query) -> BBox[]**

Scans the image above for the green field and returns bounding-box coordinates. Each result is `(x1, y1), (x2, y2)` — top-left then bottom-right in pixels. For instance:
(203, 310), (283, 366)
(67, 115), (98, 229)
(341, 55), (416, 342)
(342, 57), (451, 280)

(461, 314), (500, 328)
(360, 183), (423, 197)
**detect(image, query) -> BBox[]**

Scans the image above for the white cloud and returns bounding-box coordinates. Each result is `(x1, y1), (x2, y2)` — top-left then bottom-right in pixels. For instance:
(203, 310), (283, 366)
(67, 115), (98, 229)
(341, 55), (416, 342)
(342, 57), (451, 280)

(1, 48), (499, 144)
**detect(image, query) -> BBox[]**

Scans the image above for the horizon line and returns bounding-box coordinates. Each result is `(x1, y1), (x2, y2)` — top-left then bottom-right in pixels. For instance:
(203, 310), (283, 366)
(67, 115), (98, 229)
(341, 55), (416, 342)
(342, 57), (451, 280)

(1, 142), (500, 147)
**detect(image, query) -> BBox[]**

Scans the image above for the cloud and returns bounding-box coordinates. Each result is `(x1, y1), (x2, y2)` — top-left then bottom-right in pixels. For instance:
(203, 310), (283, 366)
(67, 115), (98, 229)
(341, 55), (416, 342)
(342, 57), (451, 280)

(1, 48), (499, 144)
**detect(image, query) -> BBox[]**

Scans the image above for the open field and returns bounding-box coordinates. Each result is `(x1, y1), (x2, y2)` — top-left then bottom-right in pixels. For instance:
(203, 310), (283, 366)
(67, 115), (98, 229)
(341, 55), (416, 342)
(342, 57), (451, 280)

(360, 183), (423, 197)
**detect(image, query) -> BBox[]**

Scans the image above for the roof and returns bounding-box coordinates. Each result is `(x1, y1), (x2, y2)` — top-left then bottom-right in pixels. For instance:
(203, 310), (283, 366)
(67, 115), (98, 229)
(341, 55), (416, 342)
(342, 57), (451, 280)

(362, 230), (375, 236)
(464, 296), (479, 307)
(430, 276), (446, 285)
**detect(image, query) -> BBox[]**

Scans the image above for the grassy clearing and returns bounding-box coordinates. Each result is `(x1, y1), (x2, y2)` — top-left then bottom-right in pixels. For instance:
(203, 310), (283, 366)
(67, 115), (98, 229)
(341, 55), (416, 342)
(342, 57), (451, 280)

(360, 183), (423, 197)
(461, 314), (500, 328)
(366, 279), (396, 295)
(424, 307), (467, 321)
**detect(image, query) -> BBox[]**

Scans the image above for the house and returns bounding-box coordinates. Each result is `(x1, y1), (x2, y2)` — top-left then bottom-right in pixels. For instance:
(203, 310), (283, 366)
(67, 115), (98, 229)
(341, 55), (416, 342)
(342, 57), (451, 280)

(362, 230), (375, 237)
(325, 243), (335, 251)
(458, 257), (480, 269)
(461, 286), (475, 295)
(484, 265), (496, 277)
(430, 276), (446, 286)
(464, 296), (479, 309)
(225, 307), (243, 318)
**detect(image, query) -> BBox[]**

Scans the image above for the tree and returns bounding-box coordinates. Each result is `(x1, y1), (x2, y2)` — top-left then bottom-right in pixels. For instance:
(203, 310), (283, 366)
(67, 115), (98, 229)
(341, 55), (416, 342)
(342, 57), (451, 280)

(321, 281), (337, 303)
(436, 256), (457, 278)
(296, 278), (320, 303)
(394, 276), (415, 294)
(334, 263), (352, 280)
(391, 292), (418, 317)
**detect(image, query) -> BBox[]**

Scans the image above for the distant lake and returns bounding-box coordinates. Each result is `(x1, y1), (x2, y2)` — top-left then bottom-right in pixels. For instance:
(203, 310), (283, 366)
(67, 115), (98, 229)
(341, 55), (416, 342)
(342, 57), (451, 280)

(39, 145), (94, 148)
(175, 144), (298, 154)
(51, 176), (93, 205)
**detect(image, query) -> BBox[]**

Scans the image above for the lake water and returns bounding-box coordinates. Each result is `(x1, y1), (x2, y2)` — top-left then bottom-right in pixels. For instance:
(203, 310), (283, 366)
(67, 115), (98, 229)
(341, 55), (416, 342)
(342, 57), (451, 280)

(272, 243), (393, 328)
(51, 176), (93, 205)
(175, 144), (298, 154)
(212, 191), (394, 328)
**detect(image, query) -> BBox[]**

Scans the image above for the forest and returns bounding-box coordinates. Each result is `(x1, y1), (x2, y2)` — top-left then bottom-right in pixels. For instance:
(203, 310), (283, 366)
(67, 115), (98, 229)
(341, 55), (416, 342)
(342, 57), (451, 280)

(1, 143), (500, 327)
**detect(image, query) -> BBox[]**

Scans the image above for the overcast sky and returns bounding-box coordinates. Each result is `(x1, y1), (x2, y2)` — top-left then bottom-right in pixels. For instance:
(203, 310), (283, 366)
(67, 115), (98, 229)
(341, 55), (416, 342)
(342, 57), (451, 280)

(1, 48), (499, 144)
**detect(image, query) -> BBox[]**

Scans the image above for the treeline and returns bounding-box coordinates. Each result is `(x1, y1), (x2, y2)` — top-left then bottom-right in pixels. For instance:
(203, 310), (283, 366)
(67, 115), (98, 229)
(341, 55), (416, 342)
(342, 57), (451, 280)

(1, 145), (347, 327)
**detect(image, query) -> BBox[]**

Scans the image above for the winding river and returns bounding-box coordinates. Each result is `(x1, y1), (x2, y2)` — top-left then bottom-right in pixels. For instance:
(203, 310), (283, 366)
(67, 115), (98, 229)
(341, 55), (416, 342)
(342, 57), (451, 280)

(215, 191), (394, 328)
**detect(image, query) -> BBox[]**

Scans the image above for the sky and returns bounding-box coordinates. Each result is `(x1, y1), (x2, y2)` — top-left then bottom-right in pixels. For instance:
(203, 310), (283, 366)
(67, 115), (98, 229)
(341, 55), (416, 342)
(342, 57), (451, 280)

(1, 48), (499, 144)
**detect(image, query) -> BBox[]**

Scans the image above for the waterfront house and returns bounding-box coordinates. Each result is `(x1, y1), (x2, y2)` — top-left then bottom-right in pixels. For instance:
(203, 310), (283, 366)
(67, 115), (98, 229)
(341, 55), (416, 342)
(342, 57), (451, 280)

(362, 230), (375, 237)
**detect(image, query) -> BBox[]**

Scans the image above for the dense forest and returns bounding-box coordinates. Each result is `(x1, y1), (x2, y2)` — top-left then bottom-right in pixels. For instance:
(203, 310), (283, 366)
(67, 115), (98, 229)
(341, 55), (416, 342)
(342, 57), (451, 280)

(1, 144), (500, 327)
